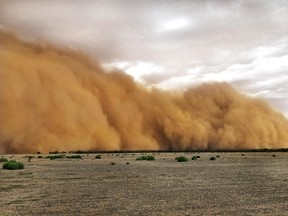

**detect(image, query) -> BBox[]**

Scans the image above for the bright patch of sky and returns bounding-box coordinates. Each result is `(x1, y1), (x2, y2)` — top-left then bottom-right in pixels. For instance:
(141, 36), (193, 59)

(160, 18), (191, 32)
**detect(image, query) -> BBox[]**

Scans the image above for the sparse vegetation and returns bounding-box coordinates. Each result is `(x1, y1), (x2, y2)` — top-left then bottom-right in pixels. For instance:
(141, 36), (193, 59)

(111, 162), (115, 165)
(0, 157), (8, 163)
(136, 155), (155, 161)
(175, 156), (188, 162)
(46, 155), (65, 160)
(95, 155), (102, 159)
(210, 156), (216, 161)
(191, 156), (198, 160)
(2, 160), (24, 170)
(146, 155), (156, 160)
(66, 155), (82, 159)
(0, 151), (286, 215)
(28, 156), (34, 162)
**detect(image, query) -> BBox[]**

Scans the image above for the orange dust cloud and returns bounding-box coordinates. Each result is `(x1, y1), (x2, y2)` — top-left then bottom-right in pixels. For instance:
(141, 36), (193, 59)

(1, 31), (288, 153)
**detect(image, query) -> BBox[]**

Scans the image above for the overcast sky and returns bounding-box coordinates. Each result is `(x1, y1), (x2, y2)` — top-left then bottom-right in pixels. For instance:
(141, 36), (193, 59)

(1, 0), (288, 115)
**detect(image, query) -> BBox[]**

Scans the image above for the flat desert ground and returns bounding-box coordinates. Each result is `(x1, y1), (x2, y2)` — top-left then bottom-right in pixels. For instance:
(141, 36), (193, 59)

(0, 152), (288, 216)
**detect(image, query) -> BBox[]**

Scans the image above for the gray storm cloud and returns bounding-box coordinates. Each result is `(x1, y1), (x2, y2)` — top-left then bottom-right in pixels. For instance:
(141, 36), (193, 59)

(1, 0), (287, 115)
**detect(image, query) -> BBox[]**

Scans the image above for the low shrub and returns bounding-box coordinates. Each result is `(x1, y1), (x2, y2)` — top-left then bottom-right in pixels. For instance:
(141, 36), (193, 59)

(46, 155), (64, 160)
(175, 156), (188, 162)
(3, 162), (18, 170)
(136, 155), (155, 161)
(210, 156), (216, 161)
(111, 162), (115, 165)
(17, 162), (25, 169)
(126, 162), (130, 165)
(0, 157), (8, 163)
(2, 160), (24, 170)
(191, 156), (198, 160)
(28, 156), (34, 162)
(146, 155), (155, 161)
(66, 155), (82, 159)
(95, 155), (102, 159)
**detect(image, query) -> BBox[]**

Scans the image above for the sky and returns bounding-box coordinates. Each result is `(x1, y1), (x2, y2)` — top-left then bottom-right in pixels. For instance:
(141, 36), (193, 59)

(0, 0), (288, 115)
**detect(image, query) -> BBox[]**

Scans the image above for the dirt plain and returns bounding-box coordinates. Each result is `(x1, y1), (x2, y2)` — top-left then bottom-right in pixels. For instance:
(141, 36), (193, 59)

(0, 152), (287, 216)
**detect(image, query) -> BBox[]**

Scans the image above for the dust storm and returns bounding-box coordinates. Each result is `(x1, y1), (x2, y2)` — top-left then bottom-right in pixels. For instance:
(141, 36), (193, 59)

(1, 31), (288, 154)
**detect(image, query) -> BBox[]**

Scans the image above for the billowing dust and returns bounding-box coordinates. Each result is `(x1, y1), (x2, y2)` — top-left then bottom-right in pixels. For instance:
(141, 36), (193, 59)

(1, 32), (288, 153)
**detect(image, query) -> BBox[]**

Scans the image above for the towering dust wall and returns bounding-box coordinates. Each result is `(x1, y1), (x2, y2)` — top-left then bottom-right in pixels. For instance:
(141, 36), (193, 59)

(1, 32), (288, 153)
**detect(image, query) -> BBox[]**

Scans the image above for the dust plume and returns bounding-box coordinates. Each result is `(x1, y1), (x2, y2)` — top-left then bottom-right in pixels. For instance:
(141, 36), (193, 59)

(1, 31), (288, 154)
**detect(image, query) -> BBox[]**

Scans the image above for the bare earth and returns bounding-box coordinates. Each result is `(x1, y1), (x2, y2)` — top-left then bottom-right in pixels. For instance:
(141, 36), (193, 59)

(0, 152), (288, 216)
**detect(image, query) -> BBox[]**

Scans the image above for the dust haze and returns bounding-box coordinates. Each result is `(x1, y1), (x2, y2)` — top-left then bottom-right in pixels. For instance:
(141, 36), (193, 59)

(1, 31), (288, 154)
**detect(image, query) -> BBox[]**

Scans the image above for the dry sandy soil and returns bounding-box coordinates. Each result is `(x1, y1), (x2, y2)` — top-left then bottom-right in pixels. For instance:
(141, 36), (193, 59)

(0, 152), (288, 216)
